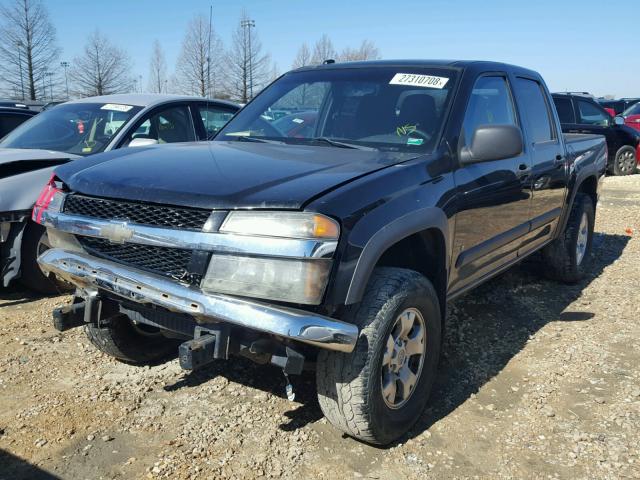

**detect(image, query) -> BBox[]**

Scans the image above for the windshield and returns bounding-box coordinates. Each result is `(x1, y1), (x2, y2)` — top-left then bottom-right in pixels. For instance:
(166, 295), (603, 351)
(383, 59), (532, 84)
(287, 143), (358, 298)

(0, 102), (143, 155)
(623, 102), (640, 117)
(216, 67), (458, 153)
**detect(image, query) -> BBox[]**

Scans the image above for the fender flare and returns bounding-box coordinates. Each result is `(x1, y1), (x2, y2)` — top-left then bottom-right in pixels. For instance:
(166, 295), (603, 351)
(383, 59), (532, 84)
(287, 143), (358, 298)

(344, 207), (450, 304)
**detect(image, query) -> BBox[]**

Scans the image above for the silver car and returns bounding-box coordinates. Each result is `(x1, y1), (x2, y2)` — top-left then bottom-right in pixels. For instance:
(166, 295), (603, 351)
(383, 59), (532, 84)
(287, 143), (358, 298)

(0, 94), (239, 293)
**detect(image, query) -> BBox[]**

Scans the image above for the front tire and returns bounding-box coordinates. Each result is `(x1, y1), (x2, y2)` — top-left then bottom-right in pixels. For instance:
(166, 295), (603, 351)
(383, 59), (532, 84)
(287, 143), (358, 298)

(612, 146), (636, 176)
(84, 314), (178, 364)
(541, 193), (595, 283)
(20, 221), (61, 294)
(316, 268), (441, 445)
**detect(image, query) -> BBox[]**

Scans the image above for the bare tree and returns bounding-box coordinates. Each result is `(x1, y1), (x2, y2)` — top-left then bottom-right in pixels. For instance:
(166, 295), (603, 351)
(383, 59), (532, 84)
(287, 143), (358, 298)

(70, 31), (133, 97)
(175, 14), (223, 97)
(311, 34), (336, 64)
(292, 43), (311, 69)
(337, 40), (381, 62)
(224, 12), (271, 103)
(147, 40), (168, 94)
(0, 0), (60, 100)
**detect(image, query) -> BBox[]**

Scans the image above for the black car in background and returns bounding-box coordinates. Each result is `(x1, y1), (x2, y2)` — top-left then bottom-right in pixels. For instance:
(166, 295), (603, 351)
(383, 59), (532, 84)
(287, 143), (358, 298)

(598, 98), (640, 115)
(0, 107), (37, 138)
(552, 93), (640, 175)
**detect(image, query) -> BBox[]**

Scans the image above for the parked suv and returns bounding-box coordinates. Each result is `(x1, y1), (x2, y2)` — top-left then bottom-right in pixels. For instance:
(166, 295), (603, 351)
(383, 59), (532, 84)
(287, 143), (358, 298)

(37, 61), (606, 444)
(0, 107), (37, 138)
(553, 93), (640, 175)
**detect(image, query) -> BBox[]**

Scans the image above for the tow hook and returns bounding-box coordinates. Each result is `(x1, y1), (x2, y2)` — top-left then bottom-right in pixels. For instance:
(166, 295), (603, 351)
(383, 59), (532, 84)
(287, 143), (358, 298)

(178, 325), (230, 371)
(52, 302), (86, 332)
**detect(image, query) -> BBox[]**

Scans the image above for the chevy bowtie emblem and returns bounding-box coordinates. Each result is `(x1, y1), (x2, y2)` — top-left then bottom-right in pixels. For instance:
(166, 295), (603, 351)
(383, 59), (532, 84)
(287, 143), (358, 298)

(100, 221), (134, 244)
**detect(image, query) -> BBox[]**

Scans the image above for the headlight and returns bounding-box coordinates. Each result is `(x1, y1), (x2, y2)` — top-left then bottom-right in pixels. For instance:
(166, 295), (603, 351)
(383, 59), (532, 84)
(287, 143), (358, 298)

(202, 254), (332, 304)
(220, 211), (339, 240)
(203, 211), (340, 304)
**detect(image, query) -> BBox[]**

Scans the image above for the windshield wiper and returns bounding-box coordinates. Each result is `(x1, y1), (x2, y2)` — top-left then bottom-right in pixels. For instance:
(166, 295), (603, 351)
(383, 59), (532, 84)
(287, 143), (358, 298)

(234, 135), (286, 145)
(311, 137), (377, 151)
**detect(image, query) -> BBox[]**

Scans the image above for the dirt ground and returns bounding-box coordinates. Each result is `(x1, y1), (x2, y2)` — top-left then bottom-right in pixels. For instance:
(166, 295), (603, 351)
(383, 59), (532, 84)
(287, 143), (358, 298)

(1, 175), (639, 480)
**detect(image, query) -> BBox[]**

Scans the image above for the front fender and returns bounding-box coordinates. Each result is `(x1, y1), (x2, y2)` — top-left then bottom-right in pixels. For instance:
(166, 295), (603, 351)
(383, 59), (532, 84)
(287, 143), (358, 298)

(343, 206), (450, 304)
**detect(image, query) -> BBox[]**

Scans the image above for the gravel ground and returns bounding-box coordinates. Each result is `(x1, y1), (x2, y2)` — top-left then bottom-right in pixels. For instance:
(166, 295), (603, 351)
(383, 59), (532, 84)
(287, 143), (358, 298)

(1, 175), (639, 480)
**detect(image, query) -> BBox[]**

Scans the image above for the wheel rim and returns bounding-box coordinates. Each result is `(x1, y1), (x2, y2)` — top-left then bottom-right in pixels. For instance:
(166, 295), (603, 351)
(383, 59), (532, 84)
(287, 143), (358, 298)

(617, 150), (636, 173)
(381, 307), (426, 410)
(576, 212), (589, 265)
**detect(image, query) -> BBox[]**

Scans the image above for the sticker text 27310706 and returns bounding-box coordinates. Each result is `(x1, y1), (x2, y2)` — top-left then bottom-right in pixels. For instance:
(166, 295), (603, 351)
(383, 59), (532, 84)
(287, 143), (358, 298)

(389, 73), (449, 89)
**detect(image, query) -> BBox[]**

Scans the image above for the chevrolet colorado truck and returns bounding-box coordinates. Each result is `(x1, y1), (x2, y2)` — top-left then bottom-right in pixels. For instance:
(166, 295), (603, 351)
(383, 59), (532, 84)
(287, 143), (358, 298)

(34, 61), (606, 445)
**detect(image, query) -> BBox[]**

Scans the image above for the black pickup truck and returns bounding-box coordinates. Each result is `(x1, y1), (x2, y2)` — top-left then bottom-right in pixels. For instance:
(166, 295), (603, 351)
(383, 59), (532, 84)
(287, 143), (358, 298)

(35, 60), (606, 444)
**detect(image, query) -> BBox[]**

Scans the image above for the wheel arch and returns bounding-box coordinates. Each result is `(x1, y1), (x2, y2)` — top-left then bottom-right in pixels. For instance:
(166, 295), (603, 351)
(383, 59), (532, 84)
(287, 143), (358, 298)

(344, 208), (450, 316)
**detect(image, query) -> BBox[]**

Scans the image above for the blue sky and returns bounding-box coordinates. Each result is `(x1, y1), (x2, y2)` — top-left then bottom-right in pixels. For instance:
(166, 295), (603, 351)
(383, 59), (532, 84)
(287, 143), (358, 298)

(46, 0), (637, 97)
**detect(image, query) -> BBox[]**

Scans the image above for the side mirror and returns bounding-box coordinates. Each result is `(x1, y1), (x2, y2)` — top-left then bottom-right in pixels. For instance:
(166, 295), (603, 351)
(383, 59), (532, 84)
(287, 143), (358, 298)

(613, 116), (625, 126)
(128, 137), (159, 148)
(460, 124), (523, 165)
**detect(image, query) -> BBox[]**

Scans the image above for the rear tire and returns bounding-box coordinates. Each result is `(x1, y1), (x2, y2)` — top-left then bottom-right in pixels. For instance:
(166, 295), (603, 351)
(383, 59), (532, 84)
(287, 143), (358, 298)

(84, 314), (178, 364)
(612, 146), (636, 176)
(316, 267), (441, 445)
(541, 193), (594, 283)
(20, 221), (61, 295)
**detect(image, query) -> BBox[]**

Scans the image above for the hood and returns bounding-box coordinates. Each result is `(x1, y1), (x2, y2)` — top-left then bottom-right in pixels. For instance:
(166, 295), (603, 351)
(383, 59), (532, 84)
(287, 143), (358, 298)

(0, 149), (80, 212)
(55, 141), (420, 210)
(0, 148), (80, 165)
(624, 114), (640, 132)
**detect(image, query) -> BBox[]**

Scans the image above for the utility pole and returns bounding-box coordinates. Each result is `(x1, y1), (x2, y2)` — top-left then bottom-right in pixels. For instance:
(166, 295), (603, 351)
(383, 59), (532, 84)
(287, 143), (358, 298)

(46, 72), (54, 100)
(207, 4), (213, 98)
(16, 41), (25, 100)
(240, 18), (255, 100)
(60, 61), (70, 99)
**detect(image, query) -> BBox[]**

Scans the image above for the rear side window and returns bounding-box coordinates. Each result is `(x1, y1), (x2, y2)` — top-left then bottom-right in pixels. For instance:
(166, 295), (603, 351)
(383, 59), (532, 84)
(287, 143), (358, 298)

(553, 97), (575, 124)
(462, 76), (517, 145)
(0, 113), (31, 137)
(514, 78), (555, 143)
(575, 99), (609, 126)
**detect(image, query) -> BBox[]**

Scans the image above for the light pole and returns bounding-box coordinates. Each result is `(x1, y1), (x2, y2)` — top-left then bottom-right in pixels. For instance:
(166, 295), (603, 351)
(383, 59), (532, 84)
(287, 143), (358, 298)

(240, 19), (255, 100)
(60, 61), (70, 99)
(46, 72), (54, 101)
(15, 41), (25, 100)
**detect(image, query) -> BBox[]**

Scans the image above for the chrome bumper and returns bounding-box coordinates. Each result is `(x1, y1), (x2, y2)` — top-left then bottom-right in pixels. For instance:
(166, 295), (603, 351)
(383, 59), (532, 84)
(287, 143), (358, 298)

(38, 248), (358, 353)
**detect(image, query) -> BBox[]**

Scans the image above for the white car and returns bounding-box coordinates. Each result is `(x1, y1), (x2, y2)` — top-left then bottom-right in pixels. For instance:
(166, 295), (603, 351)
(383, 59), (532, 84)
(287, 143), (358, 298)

(0, 94), (239, 293)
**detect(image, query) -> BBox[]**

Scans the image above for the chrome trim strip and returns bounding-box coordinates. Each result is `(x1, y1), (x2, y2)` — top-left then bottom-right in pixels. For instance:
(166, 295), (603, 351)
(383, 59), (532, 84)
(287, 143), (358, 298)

(38, 249), (358, 353)
(40, 208), (337, 259)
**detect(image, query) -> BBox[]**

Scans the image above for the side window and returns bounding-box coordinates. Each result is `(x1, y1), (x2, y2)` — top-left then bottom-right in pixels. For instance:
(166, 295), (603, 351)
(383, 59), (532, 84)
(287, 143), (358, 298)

(553, 97), (575, 124)
(575, 99), (609, 126)
(196, 105), (236, 139)
(514, 78), (555, 143)
(127, 105), (196, 145)
(462, 76), (517, 145)
(0, 114), (31, 137)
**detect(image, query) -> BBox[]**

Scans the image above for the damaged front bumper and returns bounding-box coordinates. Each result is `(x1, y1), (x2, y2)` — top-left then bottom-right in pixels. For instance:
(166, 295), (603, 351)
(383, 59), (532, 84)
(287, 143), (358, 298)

(38, 248), (359, 353)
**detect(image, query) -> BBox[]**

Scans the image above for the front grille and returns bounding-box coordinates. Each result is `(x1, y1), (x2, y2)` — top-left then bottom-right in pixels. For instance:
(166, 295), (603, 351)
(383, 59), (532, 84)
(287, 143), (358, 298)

(64, 195), (211, 230)
(79, 237), (201, 284)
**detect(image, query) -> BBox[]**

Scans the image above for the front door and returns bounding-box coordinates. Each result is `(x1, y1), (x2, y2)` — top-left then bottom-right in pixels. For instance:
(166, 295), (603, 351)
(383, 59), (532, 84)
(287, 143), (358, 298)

(450, 74), (532, 293)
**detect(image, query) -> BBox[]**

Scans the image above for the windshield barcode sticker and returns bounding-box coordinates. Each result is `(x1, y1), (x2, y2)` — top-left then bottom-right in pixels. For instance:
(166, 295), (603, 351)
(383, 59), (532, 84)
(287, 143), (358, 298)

(101, 103), (134, 112)
(389, 73), (449, 89)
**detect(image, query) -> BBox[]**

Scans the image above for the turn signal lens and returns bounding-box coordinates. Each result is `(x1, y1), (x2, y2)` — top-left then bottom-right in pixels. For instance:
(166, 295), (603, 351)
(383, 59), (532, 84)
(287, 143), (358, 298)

(220, 211), (340, 240)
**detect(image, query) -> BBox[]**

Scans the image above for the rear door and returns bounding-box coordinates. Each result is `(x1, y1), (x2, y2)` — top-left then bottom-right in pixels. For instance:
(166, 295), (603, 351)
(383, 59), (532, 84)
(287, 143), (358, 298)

(513, 77), (567, 254)
(450, 74), (533, 292)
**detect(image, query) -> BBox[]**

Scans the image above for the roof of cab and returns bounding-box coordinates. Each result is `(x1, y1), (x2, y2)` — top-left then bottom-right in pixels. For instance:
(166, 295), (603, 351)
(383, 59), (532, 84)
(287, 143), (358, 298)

(66, 94), (239, 109)
(292, 59), (541, 77)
